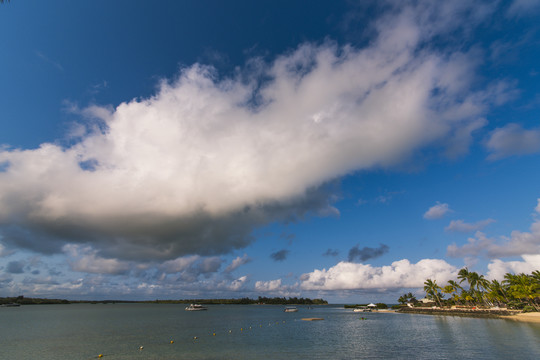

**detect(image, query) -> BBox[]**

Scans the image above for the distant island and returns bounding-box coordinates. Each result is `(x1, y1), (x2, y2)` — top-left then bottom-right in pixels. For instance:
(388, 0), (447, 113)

(1, 295), (328, 306)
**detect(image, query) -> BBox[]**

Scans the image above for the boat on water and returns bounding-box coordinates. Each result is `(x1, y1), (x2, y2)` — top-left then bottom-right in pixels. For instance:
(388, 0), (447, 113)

(353, 307), (371, 312)
(0, 303), (21, 307)
(185, 304), (208, 311)
(284, 307), (298, 312)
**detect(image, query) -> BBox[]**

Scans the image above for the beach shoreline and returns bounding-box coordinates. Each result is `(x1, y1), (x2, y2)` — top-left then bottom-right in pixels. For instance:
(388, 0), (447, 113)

(396, 307), (540, 323)
(501, 312), (540, 323)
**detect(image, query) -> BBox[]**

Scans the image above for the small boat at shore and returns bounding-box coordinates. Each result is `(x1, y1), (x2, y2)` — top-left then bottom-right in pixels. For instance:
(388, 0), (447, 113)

(284, 307), (298, 312)
(185, 304), (208, 311)
(353, 307), (371, 312)
(0, 303), (21, 307)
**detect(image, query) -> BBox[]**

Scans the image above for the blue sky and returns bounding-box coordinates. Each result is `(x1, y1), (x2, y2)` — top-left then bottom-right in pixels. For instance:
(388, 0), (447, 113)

(1, 0), (540, 303)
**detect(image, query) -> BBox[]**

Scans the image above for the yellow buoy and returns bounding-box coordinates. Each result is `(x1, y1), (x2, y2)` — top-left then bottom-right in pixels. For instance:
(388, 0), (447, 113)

(213, 332), (216, 336)
(170, 340), (174, 344)
(98, 355), (103, 358)
(139, 346), (144, 350)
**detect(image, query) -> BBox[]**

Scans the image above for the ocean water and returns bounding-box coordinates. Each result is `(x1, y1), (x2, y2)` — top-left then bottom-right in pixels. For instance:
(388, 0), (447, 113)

(1, 304), (539, 359)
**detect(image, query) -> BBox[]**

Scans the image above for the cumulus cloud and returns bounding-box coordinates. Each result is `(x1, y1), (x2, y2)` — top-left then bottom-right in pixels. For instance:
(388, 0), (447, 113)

(228, 275), (248, 291)
(255, 279), (283, 292)
(486, 254), (540, 280)
(486, 124), (540, 160)
(270, 249), (289, 262)
(348, 244), (389, 262)
(224, 254), (251, 273)
(0, 2), (502, 261)
(448, 199), (540, 258)
(445, 219), (495, 233)
(424, 202), (451, 219)
(64, 244), (131, 275)
(300, 259), (457, 290)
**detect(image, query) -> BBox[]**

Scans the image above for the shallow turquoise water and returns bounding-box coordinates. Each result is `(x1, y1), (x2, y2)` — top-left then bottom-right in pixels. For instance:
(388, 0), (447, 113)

(1, 304), (539, 359)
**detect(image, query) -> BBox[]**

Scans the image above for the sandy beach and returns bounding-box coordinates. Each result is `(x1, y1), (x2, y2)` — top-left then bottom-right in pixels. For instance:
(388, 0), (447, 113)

(502, 312), (540, 323)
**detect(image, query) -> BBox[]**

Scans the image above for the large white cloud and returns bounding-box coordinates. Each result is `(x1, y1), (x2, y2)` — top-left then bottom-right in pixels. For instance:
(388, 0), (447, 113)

(300, 259), (457, 290)
(0, 2), (504, 261)
(486, 254), (540, 280)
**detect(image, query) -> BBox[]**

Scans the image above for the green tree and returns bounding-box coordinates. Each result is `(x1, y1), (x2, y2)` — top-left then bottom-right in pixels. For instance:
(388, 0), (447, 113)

(424, 279), (443, 307)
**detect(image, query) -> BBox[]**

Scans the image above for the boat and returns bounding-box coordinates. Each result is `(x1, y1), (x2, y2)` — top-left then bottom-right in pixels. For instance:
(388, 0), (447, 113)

(0, 303), (21, 307)
(353, 307), (371, 312)
(284, 307), (298, 312)
(185, 304), (208, 311)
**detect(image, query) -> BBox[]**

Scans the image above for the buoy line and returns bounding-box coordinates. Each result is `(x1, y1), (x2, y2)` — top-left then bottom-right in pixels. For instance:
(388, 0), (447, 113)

(92, 316), (296, 358)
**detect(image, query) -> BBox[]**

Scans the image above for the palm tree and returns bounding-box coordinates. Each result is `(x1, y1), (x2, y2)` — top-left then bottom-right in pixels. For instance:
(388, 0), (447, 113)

(447, 280), (463, 304)
(424, 279), (443, 308)
(491, 279), (510, 306)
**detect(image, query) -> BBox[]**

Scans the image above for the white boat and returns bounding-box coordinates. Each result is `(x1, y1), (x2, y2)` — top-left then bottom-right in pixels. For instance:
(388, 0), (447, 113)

(185, 304), (208, 311)
(284, 307), (298, 312)
(353, 307), (371, 312)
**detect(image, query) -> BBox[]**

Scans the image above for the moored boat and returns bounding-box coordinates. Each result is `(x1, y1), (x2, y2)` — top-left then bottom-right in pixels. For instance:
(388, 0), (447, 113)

(185, 304), (208, 311)
(284, 307), (298, 312)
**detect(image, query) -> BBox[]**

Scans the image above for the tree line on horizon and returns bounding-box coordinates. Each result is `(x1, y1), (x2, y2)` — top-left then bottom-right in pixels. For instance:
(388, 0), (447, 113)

(1, 295), (328, 306)
(399, 268), (540, 312)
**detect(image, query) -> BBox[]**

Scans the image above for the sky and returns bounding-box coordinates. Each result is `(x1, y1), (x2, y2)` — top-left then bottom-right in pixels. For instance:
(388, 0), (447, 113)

(1, 0), (540, 303)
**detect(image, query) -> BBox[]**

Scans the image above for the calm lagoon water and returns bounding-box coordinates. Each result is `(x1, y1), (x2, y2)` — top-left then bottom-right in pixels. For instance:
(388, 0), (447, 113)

(1, 304), (539, 359)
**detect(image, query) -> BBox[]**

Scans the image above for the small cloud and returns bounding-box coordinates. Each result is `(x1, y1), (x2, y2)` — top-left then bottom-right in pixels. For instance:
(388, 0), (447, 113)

(486, 124), (540, 160)
(64, 244), (131, 275)
(224, 254), (251, 273)
(255, 279), (282, 292)
(323, 248), (339, 257)
(348, 244), (389, 263)
(424, 202), (451, 219)
(375, 191), (405, 204)
(229, 275), (248, 291)
(270, 249), (289, 262)
(445, 219), (495, 233)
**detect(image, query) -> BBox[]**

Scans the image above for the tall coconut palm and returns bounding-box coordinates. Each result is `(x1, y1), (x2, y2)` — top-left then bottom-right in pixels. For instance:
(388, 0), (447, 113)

(424, 279), (443, 307)
(491, 279), (510, 306)
(447, 280), (463, 304)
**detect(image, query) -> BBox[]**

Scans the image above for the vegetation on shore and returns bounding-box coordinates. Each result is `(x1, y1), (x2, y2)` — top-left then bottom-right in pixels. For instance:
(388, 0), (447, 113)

(344, 303), (388, 309)
(1, 296), (327, 306)
(398, 269), (540, 312)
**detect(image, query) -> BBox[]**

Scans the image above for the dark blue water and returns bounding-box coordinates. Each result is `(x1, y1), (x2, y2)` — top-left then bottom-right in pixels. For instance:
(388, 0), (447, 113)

(1, 304), (539, 359)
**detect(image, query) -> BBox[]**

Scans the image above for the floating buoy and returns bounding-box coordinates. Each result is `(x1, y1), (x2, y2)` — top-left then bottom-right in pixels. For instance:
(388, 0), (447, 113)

(240, 328), (243, 331)
(170, 340), (174, 344)
(213, 332), (216, 336)
(98, 355), (103, 358)
(138, 346), (144, 351)
(193, 336), (198, 340)
(229, 330), (232, 333)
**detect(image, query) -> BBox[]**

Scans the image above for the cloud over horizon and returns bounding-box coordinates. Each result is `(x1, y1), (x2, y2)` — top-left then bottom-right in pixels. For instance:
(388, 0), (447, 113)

(0, 1), (509, 266)
(300, 258), (457, 290)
